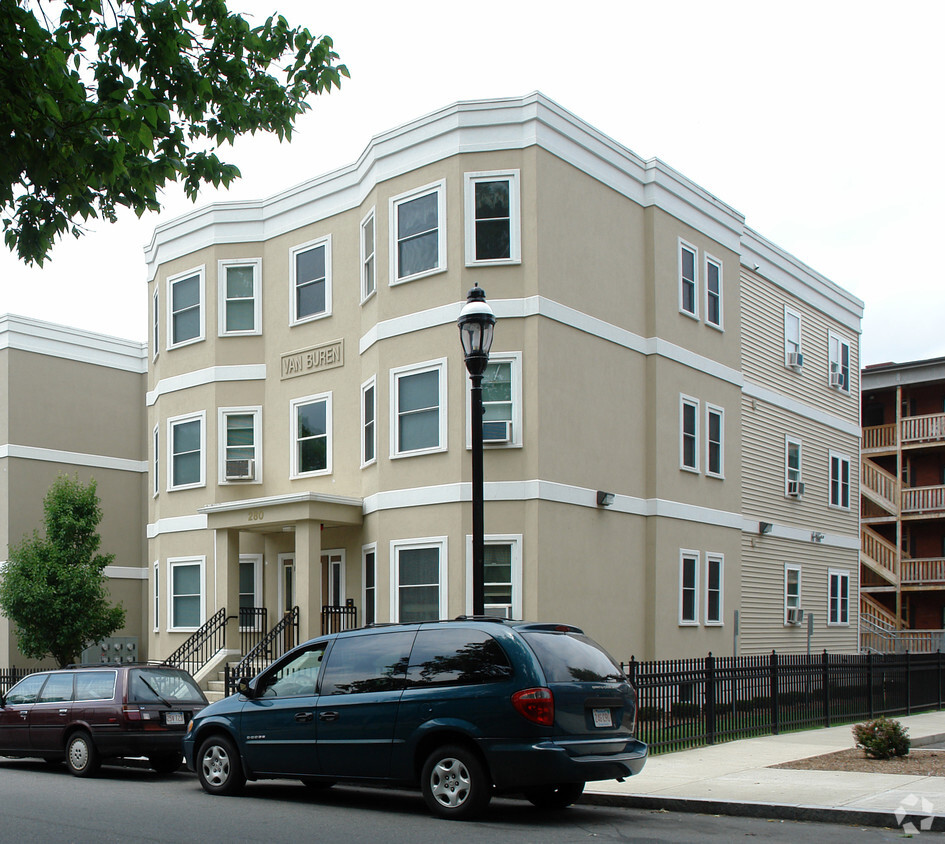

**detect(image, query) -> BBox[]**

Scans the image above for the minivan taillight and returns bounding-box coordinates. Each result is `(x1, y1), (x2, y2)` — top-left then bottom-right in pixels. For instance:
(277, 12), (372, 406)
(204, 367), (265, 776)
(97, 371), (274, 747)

(511, 687), (554, 726)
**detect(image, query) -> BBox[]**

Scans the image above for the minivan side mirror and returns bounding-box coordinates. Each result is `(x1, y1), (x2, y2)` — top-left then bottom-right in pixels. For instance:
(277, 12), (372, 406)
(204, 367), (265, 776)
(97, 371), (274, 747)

(236, 677), (254, 698)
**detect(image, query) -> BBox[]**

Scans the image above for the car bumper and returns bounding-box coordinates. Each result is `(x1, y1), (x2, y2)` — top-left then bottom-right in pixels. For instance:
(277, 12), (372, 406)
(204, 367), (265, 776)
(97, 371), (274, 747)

(483, 737), (648, 790)
(95, 731), (187, 759)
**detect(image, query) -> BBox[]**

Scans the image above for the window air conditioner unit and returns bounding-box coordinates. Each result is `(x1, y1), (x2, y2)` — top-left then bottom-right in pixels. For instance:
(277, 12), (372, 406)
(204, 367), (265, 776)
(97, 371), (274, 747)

(786, 607), (804, 625)
(787, 352), (804, 368)
(482, 420), (512, 444)
(225, 458), (255, 481)
(787, 480), (805, 497)
(829, 371), (844, 388)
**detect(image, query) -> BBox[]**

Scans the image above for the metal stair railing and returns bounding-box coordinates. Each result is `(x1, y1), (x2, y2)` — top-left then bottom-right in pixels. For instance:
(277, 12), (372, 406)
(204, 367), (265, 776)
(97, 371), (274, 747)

(225, 606), (299, 696)
(162, 607), (231, 677)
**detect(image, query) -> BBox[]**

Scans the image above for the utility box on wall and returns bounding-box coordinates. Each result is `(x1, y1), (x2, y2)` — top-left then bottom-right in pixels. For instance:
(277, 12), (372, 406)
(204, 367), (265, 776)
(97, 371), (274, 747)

(80, 637), (138, 665)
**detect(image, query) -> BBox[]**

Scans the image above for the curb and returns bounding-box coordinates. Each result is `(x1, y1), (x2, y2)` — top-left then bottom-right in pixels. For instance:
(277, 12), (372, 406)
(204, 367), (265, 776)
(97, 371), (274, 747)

(581, 791), (945, 832)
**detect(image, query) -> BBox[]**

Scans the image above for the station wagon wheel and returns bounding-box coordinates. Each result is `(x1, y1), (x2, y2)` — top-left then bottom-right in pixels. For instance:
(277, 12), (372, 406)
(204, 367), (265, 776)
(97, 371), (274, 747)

(420, 745), (491, 820)
(523, 781), (585, 809)
(197, 735), (245, 796)
(65, 731), (101, 778)
(149, 753), (183, 775)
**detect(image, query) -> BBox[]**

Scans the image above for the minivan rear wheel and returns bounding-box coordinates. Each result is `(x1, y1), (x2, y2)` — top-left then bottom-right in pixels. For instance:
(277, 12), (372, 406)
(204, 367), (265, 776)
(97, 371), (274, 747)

(524, 781), (585, 809)
(65, 731), (101, 778)
(420, 745), (491, 820)
(197, 734), (245, 796)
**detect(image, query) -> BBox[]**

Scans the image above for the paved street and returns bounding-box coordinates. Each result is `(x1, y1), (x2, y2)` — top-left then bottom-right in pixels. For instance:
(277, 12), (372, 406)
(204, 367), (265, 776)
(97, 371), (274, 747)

(0, 758), (919, 843)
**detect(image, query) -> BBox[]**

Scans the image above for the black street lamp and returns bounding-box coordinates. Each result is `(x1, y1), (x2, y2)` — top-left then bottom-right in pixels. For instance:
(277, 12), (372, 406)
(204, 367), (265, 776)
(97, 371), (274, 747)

(458, 285), (495, 616)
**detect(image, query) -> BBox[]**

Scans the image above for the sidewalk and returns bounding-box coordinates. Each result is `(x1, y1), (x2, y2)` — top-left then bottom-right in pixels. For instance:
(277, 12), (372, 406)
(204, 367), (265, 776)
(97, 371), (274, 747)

(584, 711), (945, 831)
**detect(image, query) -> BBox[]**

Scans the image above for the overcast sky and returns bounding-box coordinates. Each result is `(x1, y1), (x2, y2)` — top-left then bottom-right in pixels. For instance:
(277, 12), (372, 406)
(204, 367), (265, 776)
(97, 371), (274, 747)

(1, 0), (942, 367)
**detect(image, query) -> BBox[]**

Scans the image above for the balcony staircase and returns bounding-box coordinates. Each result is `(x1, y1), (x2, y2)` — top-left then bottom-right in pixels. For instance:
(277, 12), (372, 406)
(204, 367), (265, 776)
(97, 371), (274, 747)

(861, 457), (899, 516)
(860, 525), (899, 586)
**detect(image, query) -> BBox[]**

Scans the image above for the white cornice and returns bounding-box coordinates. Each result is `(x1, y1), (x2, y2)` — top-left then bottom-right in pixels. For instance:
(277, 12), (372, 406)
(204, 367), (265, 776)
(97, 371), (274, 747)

(0, 444), (147, 473)
(0, 313), (147, 373)
(147, 364), (267, 406)
(198, 491), (363, 514)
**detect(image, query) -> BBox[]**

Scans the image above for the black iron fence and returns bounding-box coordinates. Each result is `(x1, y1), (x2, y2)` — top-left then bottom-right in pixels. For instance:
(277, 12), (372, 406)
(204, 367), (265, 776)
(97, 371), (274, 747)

(624, 650), (945, 755)
(239, 607), (268, 658)
(225, 606), (299, 696)
(322, 600), (357, 635)
(0, 667), (41, 694)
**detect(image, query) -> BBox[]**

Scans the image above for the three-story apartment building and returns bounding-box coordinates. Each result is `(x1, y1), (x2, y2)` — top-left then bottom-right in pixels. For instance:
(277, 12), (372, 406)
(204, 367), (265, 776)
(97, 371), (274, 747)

(137, 94), (863, 665)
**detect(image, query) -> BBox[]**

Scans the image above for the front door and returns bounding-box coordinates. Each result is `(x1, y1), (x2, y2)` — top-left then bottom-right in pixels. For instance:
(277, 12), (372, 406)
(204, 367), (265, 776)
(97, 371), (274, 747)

(322, 551), (344, 607)
(278, 554), (295, 615)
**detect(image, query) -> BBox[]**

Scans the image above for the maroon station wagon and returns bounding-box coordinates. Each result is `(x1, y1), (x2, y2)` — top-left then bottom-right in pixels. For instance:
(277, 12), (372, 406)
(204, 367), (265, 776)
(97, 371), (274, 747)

(0, 664), (207, 776)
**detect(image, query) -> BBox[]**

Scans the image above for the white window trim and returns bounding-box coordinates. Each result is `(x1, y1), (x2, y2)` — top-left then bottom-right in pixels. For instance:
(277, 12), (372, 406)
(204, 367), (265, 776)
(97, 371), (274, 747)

(361, 376), (377, 468)
(828, 330), (852, 393)
(680, 394), (700, 473)
(217, 406), (263, 485)
(679, 550), (700, 626)
(152, 287), (159, 360)
(390, 536), (448, 622)
(828, 568), (851, 627)
(705, 553), (724, 626)
(463, 169), (521, 266)
(828, 449), (852, 510)
(705, 403), (724, 479)
(785, 435), (803, 497)
(678, 239), (699, 319)
(167, 556), (205, 633)
(166, 410), (206, 491)
(389, 180), (447, 285)
(322, 549), (346, 606)
(362, 543), (377, 626)
(464, 534), (523, 618)
(152, 561), (159, 633)
(289, 235), (332, 326)
(152, 424), (160, 498)
(166, 265), (205, 350)
(238, 554), (264, 631)
(217, 258), (262, 337)
(290, 392), (333, 478)
(360, 207), (376, 303)
(784, 564), (802, 625)
(390, 357), (448, 459)
(784, 306), (803, 368)
(465, 351), (523, 450)
(704, 253), (723, 330)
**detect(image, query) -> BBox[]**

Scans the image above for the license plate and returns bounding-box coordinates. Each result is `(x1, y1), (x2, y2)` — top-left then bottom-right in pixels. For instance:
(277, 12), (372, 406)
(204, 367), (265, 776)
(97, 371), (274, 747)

(165, 711), (185, 726)
(592, 708), (612, 728)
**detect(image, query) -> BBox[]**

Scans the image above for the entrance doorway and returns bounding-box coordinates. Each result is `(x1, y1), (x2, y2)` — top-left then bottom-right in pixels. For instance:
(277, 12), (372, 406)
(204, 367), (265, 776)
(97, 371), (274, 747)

(278, 554), (295, 616)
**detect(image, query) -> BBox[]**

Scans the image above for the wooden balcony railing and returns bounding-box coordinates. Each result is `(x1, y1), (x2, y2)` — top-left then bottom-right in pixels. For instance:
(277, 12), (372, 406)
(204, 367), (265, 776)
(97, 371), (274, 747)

(863, 413), (945, 451)
(863, 423), (896, 451)
(902, 484), (945, 514)
(861, 525), (899, 583)
(860, 594), (898, 630)
(861, 458), (899, 514)
(901, 557), (945, 586)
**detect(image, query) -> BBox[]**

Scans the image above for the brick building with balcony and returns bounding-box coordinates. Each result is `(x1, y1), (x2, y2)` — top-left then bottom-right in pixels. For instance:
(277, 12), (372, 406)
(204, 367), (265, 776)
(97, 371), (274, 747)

(861, 357), (945, 652)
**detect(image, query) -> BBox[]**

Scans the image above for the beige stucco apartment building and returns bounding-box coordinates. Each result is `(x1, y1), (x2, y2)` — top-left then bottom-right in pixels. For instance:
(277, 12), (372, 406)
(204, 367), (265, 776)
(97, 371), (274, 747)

(0, 315), (149, 667)
(140, 93), (863, 665)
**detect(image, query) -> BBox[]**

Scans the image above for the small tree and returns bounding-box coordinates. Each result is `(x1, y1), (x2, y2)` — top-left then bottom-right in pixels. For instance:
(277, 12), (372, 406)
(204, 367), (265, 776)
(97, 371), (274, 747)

(0, 475), (125, 667)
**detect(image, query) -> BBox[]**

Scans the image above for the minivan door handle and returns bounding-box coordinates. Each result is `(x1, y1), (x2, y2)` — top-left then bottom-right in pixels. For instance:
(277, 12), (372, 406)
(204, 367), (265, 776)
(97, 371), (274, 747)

(318, 711), (339, 722)
(294, 712), (314, 723)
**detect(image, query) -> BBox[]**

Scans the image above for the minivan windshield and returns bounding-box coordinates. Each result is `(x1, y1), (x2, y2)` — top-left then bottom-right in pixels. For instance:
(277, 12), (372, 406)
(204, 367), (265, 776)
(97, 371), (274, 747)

(520, 631), (624, 684)
(128, 668), (206, 704)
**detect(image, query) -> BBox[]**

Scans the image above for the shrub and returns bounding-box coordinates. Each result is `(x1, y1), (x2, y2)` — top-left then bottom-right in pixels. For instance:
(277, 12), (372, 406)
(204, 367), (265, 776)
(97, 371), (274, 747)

(852, 716), (911, 759)
(636, 706), (663, 723)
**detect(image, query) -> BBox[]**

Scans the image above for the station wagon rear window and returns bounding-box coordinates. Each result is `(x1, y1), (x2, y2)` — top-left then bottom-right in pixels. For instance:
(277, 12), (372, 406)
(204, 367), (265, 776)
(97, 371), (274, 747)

(520, 631), (624, 684)
(128, 667), (206, 704)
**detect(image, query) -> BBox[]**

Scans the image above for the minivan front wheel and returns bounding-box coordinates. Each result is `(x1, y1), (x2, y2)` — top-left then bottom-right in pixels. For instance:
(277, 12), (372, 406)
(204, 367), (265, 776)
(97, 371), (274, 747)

(420, 745), (491, 820)
(197, 735), (245, 796)
(524, 781), (585, 809)
(65, 731), (101, 778)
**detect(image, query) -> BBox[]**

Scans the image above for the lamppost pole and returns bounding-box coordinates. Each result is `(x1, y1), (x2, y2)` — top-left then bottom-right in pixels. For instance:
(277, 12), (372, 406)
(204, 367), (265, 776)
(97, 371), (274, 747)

(458, 285), (495, 617)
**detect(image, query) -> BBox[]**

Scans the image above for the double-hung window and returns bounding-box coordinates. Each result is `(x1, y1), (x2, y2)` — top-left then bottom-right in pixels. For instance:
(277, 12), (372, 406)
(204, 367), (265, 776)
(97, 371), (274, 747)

(705, 554), (723, 625)
(291, 393), (332, 477)
(785, 307), (803, 368)
(828, 569), (850, 625)
(362, 545), (376, 627)
(361, 377), (376, 467)
(706, 405), (724, 478)
(464, 170), (521, 265)
(152, 288), (159, 358)
(361, 208), (376, 302)
(468, 353), (522, 448)
(290, 237), (331, 324)
(167, 412), (205, 490)
(167, 266), (204, 348)
(679, 240), (698, 318)
(219, 407), (261, 483)
(679, 551), (699, 625)
(152, 425), (160, 496)
(785, 436), (803, 496)
(829, 451), (851, 509)
(168, 557), (204, 631)
(218, 259), (261, 335)
(828, 332), (851, 392)
(390, 181), (446, 283)
(391, 359), (447, 457)
(784, 565), (801, 624)
(680, 396), (699, 472)
(465, 534), (522, 619)
(391, 538), (448, 623)
(704, 255), (723, 329)
(152, 561), (159, 632)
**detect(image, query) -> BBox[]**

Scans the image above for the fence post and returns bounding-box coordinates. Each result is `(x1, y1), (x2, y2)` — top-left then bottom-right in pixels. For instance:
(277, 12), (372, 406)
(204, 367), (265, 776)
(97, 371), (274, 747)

(822, 649), (830, 727)
(705, 653), (716, 746)
(769, 650), (779, 735)
(939, 650), (943, 710)
(905, 650), (912, 715)
(866, 651), (874, 719)
(626, 655), (638, 686)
